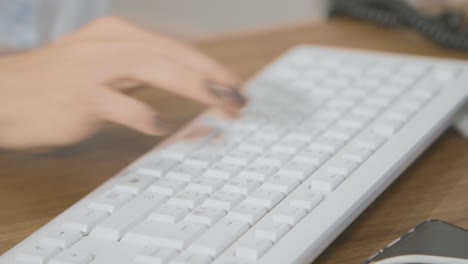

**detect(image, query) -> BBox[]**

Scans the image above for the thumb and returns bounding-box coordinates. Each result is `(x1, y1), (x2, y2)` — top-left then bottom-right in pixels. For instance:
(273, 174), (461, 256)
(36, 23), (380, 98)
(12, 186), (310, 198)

(96, 89), (173, 135)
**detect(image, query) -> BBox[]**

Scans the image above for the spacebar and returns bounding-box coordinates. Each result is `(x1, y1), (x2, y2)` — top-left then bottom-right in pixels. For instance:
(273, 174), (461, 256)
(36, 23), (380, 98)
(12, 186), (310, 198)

(188, 218), (249, 257)
(90, 192), (167, 240)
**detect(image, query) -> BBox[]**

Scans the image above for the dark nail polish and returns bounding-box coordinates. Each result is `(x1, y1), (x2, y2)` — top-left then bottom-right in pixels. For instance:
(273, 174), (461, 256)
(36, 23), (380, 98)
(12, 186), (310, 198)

(153, 117), (175, 134)
(206, 81), (247, 107)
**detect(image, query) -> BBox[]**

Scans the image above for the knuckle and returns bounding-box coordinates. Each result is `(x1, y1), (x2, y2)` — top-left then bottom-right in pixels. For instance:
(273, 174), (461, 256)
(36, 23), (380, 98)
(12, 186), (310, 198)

(53, 124), (96, 146)
(66, 41), (97, 54)
(92, 16), (127, 28)
(89, 16), (136, 33)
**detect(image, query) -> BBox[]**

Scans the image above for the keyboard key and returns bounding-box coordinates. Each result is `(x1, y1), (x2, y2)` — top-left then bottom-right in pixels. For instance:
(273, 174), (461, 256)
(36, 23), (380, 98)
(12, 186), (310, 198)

(202, 162), (243, 180)
(327, 98), (357, 110)
(244, 188), (284, 210)
(232, 115), (268, 131)
(270, 139), (307, 154)
(39, 228), (83, 248)
(166, 164), (205, 182)
(205, 137), (239, 154)
(49, 249), (94, 264)
(314, 108), (344, 120)
(305, 114), (337, 127)
(159, 143), (199, 161)
(188, 218), (249, 257)
(352, 105), (380, 118)
(168, 190), (208, 209)
(375, 86), (404, 98)
(222, 129), (252, 143)
(355, 130), (387, 150)
(235, 237), (272, 261)
(341, 88), (368, 99)
(293, 149), (331, 166)
(284, 126), (323, 142)
(407, 89), (435, 102)
(227, 203), (268, 225)
(148, 178), (187, 196)
(400, 64), (426, 76)
(222, 149), (259, 166)
(337, 115), (369, 129)
(372, 118), (404, 136)
(255, 219), (290, 242)
(137, 159), (179, 177)
(290, 190), (324, 211)
(122, 220), (207, 250)
(325, 124), (360, 141)
(185, 149), (221, 168)
(338, 66), (363, 77)
(262, 175), (300, 194)
(257, 124), (289, 140)
(256, 151), (293, 167)
(395, 99), (423, 113)
(367, 66), (393, 77)
(433, 67), (458, 81)
(62, 208), (108, 234)
(382, 109), (412, 123)
(364, 96), (392, 108)
(185, 206), (226, 226)
(89, 191), (133, 213)
(133, 246), (178, 264)
(309, 136), (346, 153)
(149, 204), (189, 224)
(327, 158), (359, 178)
(222, 177), (261, 195)
(16, 244), (61, 264)
(113, 175), (155, 195)
(277, 161), (317, 181)
(272, 204), (307, 225)
(91, 192), (167, 240)
(187, 177), (225, 194)
(342, 146), (374, 163)
(355, 77), (380, 88)
(203, 191), (244, 210)
(65, 236), (142, 264)
(170, 251), (212, 264)
(238, 137), (273, 153)
(239, 163), (277, 182)
(309, 172), (345, 192)
(217, 256), (257, 264)
(388, 75), (414, 86)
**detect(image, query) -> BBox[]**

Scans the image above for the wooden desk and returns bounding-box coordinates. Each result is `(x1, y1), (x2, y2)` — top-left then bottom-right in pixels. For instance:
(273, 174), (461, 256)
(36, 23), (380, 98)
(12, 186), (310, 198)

(1, 18), (468, 263)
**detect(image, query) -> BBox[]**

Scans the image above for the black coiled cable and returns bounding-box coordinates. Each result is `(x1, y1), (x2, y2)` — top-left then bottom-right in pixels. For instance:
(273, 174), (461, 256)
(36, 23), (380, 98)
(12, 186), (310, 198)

(330, 0), (468, 51)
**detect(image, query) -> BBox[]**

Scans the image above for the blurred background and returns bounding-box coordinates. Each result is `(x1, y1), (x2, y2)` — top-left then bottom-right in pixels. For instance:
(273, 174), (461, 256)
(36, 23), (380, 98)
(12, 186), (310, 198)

(107, 0), (468, 40)
(0, 0), (467, 50)
(111, 0), (330, 40)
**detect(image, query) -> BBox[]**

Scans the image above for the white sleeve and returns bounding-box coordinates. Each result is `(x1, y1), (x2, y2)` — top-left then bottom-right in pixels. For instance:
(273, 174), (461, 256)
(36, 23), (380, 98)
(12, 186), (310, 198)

(39, 0), (110, 45)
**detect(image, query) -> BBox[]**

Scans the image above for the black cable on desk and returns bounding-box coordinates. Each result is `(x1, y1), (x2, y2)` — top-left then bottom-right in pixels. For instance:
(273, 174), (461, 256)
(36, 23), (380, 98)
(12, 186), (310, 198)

(329, 0), (468, 51)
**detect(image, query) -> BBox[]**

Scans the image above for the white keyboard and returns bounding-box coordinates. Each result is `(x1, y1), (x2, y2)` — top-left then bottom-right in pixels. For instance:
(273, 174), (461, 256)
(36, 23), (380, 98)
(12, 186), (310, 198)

(2, 46), (468, 264)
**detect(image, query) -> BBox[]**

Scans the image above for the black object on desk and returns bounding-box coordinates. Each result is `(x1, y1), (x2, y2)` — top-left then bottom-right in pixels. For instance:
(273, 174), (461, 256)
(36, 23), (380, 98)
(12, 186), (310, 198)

(365, 219), (468, 263)
(330, 0), (468, 51)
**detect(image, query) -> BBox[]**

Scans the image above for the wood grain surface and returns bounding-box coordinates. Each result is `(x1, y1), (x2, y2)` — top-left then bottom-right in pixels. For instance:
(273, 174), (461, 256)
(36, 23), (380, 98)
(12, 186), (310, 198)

(1, 18), (468, 263)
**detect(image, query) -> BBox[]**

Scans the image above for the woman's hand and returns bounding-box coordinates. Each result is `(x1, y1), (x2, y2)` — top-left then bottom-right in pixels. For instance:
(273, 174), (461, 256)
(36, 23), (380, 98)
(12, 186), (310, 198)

(0, 17), (246, 149)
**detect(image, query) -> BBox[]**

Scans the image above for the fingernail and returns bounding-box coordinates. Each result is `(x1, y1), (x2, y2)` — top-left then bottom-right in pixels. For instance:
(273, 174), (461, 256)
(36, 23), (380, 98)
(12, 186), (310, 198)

(153, 117), (175, 135)
(206, 81), (247, 107)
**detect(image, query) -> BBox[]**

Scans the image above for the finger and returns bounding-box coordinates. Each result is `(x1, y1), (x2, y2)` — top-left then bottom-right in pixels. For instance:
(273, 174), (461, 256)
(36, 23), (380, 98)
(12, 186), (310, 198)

(113, 53), (246, 109)
(150, 41), (240, 87)
(80, 17), (241, 87)
(96, 89), (173, 135)
(131, 36), (240, 87)
(108, 78), (144, 90)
